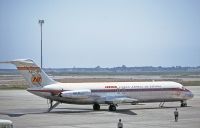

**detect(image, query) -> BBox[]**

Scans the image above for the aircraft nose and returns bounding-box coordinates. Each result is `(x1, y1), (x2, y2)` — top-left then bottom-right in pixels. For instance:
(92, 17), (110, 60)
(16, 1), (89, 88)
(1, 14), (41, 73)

(187, 90), (194, 99)
(190, 91), (194, 98)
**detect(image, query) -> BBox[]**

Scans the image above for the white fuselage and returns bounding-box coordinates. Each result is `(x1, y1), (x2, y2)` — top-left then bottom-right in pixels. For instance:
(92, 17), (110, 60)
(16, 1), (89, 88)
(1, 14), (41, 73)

(1, 59), (194, 111)
(27, 81), (193, 105)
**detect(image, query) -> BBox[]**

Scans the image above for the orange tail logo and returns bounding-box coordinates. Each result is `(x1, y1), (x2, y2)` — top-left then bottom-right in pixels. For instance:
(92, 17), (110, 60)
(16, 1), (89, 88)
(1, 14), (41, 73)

(31, 74), (42, 85)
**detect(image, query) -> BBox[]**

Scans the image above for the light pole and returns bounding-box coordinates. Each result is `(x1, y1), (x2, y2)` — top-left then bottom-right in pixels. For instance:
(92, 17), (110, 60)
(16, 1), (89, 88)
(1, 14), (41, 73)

(39, 20), (44, 69)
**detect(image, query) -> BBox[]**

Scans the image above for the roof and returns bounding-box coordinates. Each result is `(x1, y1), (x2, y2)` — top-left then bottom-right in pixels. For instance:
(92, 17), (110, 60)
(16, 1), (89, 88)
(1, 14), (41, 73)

(0, 119), (13, 124)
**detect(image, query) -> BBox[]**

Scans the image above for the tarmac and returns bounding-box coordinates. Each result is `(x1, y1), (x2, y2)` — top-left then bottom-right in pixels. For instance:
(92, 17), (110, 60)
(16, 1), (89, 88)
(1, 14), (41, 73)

(0, 86), (200, 128)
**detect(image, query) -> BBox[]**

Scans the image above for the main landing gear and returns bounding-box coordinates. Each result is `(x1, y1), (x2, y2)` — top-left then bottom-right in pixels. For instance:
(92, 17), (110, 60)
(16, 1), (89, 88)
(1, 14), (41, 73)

(93, 103), (100, 111)
(181, 100), (187, 107)
(109, 104), (117, 111)
(93, 103), (117, 111)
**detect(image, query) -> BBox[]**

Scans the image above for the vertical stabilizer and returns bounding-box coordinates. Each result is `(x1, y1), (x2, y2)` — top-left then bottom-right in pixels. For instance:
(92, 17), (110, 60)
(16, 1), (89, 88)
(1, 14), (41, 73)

(1, 59), (57, 88)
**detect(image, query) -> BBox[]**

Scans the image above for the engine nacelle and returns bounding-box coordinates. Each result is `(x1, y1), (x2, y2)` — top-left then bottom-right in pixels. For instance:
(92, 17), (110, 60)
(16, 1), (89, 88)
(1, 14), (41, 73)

(61, 89), (91, 99)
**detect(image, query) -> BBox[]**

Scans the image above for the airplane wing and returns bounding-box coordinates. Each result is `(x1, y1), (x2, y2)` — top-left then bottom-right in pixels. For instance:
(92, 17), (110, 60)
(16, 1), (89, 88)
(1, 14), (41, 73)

(104, 96), (138, 104)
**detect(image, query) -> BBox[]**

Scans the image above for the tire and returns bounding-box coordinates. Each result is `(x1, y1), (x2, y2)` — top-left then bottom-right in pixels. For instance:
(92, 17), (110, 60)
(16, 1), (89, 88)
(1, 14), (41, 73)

(93, 103), (100, 111)
(181, 103), (187, 107)
(109, 104), (116, 111)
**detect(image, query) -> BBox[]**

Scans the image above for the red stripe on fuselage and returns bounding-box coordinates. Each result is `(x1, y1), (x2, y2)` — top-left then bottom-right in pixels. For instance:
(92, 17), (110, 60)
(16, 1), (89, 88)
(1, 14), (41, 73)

(17, 67), (40, 70)
(28, 89), (63, 95)
(91, 88), (184, 92)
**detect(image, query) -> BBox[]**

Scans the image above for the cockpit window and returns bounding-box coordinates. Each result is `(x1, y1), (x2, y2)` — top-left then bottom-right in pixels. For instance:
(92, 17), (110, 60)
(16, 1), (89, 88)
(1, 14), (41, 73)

(182, 87), (189, 91)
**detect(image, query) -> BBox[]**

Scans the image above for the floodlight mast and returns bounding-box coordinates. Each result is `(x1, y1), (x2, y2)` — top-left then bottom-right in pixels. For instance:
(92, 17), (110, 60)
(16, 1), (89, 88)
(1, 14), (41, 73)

(39, 20), (44, 69)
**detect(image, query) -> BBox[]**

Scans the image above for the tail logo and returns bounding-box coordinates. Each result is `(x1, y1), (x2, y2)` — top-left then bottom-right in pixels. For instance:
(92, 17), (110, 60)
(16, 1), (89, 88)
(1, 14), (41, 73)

(17, 66), (42, 85)
(31, 74), (42, 85)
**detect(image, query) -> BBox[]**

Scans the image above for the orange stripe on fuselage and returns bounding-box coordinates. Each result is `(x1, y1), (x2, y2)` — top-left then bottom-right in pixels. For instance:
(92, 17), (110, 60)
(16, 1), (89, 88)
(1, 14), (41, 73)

(17, 67), (40, 70)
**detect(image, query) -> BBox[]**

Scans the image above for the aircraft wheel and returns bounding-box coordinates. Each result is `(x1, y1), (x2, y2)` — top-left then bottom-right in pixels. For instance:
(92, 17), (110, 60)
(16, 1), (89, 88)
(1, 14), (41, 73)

(93, 103), (100, 111)
(181, 103), (187, 107)
(181, 101), (187, 107)
(109, 104), (116, 111)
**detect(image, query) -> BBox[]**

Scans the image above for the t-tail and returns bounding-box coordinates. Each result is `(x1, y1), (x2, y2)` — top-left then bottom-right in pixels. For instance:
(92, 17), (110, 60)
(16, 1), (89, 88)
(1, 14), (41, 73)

(0, 59), (57, 88)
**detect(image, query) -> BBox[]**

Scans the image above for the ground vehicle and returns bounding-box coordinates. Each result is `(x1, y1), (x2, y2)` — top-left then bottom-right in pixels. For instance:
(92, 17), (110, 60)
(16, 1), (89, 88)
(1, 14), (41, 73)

(0, 119), (13, 128)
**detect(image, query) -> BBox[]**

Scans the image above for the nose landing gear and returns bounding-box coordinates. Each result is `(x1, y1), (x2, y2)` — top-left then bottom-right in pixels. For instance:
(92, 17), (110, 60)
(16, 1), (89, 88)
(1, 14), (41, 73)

(181, 100), (187, 107)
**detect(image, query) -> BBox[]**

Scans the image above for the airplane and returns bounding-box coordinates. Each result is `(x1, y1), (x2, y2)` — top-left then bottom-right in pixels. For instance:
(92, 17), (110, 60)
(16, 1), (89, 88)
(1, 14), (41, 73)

(0, 59), (194, 112)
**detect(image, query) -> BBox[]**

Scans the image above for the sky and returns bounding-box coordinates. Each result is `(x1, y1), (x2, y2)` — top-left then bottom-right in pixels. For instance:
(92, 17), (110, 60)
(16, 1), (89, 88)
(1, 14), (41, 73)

(0, 0), (200, 68)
